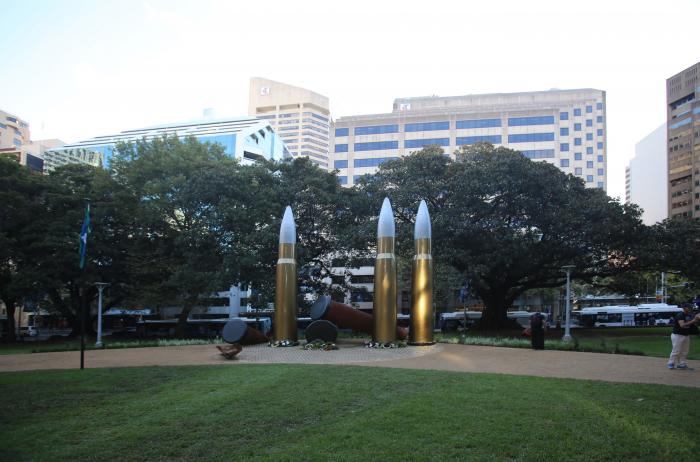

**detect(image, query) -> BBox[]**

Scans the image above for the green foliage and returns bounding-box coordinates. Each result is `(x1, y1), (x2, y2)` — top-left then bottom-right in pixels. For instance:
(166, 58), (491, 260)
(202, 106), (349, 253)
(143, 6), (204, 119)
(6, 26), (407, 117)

(0, 158), (49, 340)
(359, 143), (647, 328)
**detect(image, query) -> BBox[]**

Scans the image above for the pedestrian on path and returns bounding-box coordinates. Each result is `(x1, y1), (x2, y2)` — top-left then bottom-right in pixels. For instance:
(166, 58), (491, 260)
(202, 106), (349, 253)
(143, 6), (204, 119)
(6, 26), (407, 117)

(530, 312), (546, 350)
(668, 304), (700, 370)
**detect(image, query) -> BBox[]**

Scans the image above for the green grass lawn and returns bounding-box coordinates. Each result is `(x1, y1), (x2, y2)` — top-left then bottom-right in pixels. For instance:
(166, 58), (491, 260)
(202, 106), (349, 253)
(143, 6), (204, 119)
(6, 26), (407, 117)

(576, 335), (700, 360)
(0, 338), (221, 355)
(434, 327), (700, 360)
(0, 365), (698, 462)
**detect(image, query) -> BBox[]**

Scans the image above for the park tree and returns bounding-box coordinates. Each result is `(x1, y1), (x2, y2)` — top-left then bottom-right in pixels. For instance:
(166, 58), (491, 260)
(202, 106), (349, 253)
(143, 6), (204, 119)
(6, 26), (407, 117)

(0, 157), (50, 340)
(28, 164), (136, 335)
(646, 218), (700, 282)
(111, 136), (263, 336)
(360, 143), (648, 329)
(234, 157), (365, 310)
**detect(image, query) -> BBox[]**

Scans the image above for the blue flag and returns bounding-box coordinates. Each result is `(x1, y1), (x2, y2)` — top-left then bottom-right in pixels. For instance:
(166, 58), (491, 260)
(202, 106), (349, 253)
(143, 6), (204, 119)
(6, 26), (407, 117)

(79, 203), (90, 269)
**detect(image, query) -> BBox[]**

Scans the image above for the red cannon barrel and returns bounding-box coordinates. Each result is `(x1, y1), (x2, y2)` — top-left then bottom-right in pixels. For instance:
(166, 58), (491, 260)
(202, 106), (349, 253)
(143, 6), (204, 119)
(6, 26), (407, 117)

(310, 296), (407, 340)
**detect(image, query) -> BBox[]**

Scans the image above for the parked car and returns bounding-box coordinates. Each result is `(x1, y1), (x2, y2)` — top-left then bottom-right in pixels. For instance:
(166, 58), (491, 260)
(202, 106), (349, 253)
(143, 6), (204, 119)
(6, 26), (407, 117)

(19, 326), (38, 337)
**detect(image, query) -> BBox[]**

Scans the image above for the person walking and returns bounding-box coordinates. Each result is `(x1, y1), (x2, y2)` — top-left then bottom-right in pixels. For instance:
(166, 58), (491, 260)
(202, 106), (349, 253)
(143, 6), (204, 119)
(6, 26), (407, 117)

(530, 312), (546, 350)
(668, 304), (700, 370)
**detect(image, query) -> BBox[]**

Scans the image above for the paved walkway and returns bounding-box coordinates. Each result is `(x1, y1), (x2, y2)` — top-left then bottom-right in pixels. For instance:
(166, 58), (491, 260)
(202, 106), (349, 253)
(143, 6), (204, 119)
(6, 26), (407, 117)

(0, 342), (698, 388)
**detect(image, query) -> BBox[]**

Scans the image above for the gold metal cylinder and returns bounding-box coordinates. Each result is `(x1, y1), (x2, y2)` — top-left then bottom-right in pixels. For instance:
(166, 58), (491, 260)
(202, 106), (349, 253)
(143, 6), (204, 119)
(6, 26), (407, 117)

(373, 236), (397, 343)
(274, 243), (297, 342)
(410, 238), (434, 345)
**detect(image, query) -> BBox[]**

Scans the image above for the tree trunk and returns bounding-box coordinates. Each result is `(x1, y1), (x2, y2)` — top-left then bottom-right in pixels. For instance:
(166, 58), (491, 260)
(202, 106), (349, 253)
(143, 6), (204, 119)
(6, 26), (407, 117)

(175, 299), (196, 338)
(474, 291), (520, 331)
(2, 300), (17, 342)
(477, 296), (509, 330)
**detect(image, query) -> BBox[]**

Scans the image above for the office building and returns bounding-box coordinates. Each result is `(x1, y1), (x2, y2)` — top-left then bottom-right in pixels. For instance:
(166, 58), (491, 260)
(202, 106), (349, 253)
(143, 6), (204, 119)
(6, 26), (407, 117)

(44, 116), (290, 170)
(626, 124), (668, 225)
(332, 89), (607, 189)
(0, 110), (30, 150)
(666, 62), (700, 219)
(0, 111), (53, 173)
(249, 77), (330, 169)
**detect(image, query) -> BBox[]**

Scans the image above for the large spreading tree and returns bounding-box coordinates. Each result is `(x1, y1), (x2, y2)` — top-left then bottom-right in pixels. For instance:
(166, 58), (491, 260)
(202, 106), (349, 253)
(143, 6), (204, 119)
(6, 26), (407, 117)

(359, 143), (648, 329)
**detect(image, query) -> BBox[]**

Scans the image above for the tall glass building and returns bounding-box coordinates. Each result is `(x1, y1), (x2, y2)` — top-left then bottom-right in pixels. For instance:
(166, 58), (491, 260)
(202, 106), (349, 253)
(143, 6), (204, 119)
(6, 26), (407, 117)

(332, 89), (607, 190)
(44, 116), (290, 172)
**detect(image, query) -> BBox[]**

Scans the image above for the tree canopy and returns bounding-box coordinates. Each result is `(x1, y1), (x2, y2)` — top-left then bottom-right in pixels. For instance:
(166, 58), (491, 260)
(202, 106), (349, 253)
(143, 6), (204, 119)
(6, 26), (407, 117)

(359, 143), (649, 328)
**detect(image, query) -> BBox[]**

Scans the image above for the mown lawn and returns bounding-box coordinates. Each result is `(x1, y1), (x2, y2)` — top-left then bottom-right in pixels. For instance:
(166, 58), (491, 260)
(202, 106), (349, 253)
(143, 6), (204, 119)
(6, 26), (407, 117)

(1, 365), (698, 462)
(0, 338), (221, 355)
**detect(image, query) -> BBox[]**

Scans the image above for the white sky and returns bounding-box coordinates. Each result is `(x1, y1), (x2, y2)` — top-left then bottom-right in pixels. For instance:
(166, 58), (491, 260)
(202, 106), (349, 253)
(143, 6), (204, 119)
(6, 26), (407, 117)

(1, 0), (697, 199)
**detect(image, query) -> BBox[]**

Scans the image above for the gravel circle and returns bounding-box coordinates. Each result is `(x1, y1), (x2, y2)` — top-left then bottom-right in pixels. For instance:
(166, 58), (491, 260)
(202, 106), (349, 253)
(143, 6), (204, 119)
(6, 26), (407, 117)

(237, 342), (443, 364)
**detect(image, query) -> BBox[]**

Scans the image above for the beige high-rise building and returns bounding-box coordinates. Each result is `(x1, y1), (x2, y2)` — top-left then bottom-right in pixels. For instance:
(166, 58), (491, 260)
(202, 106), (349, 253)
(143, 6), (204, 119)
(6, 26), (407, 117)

(666, 62), (700, 219)
(0, 109), (30, 150)
(248, 77), (330, 169)
(332, 89), (607, 190)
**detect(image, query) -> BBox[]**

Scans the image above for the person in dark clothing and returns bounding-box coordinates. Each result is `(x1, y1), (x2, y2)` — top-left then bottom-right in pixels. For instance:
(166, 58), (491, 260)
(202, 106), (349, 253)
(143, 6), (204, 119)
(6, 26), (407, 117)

(668, 304), (700, 370)
(530, 312), (546, 350)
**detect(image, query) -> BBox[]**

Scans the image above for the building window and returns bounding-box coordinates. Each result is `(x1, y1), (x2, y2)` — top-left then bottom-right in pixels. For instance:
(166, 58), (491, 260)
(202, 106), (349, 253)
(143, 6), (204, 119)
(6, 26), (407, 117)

(508, 133), (555, 143)
(597, 142), (604, 149)
(405, 121), (450, 132)
(335, 144), (348, 153)
(574, 123), (582, 131)
(457, 135), (502, 145)
(520, 149), (555, 159)
(338, 176), (348, 185)
(597, 129), (603, 136)
(597, 155), (604, 162)
(597, 182), (604, 188)
(334, 160), (348, 169)
(597, 168), (604, 175)
(596, 116), (603, 123)
(560, 143), (569, 152)
(355, 125), (398, 135)
(405, 138), (450, 148)
(596, 102), (603, 110)
(586, 147), (593, 154)
(456, 118), (501, 129)
(560, 112), (569, 120)
(575, 167), (582, 175)
(574, 108), (582, 116)
(574, 138), (582, 146)
(354, 157), (398, 167)
(586, 119), (593, 127)
(586, 175), (594, 182)
(354, 141), (399, 151)
(13, 138), (22, 147)
(560, 159), (570, 167)
(587, 161), (594, 168)
(335, 128), (349, 137)
(574, 152), (582, 160)
(586, 133), (593, 141)
(507, 116), (555, 126)
(586, 105), (593, 113)
(560, 127), (569, 136)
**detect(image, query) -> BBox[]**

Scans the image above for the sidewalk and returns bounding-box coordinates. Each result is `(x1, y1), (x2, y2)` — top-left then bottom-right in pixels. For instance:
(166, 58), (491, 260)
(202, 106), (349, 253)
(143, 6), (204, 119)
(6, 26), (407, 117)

(0, 342), (697, 388)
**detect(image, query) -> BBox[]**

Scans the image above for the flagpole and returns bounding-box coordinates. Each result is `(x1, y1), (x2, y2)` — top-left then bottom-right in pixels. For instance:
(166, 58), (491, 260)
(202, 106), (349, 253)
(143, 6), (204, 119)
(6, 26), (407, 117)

(80, 199), (90, 370)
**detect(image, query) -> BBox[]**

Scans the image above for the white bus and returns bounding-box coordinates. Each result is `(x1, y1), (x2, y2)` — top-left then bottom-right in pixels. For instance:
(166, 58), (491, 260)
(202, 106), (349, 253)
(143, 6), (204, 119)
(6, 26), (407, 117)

(573, 303), (681, 328)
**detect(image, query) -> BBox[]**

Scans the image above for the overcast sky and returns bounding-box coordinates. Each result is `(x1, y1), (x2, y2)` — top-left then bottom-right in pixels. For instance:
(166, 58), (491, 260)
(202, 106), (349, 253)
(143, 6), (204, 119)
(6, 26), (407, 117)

(2, 0), (697, 199)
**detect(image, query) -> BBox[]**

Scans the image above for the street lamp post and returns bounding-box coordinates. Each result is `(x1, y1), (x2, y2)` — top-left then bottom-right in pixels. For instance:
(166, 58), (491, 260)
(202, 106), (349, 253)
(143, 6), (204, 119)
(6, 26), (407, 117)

(95, 282), (110, 348)
(561, 265), (575, 342)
